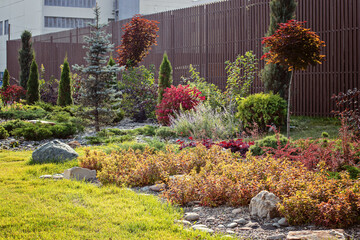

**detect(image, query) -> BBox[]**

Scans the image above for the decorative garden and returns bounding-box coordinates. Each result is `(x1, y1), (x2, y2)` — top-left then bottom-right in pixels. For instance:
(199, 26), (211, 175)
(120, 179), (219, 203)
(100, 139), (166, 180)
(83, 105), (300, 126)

(1, 2), (360, 240)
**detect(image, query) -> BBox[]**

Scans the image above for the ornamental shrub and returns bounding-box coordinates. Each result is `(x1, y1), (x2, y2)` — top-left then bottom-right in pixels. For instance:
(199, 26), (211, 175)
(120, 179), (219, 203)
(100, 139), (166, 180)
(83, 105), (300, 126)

(2, 69), (10, 90)
(0, 85), (26, 105)
(26, 59), (40, 104)
(0, 126), (9, 139)
(57, 58), (73, 106)
(236, 92), (287, 132)
(158, 52), (173, 105)
(250, 133), (289, 156)
(19, 30), (34, 91)
(156, 85), (205, 126)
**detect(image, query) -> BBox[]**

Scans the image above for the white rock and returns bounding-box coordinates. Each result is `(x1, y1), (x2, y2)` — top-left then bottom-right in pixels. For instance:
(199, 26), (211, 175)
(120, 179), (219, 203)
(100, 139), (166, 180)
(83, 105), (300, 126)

(174, 220), (192, 226)
(266, 234), (286, 240)
(64, 167), (96, 181)
(40, 175), (53, 179)
(217, 224), (226, 228)
(192, 224), (208, 230)
(193, 207), (203, 212)
(249, 190), (280, 219)
(226, 222), (238, 228)
(184, 212), (200, 221)
(226, 230), (236, 234)
(196, 227), (214, 234)
(286, 230), (349, 240)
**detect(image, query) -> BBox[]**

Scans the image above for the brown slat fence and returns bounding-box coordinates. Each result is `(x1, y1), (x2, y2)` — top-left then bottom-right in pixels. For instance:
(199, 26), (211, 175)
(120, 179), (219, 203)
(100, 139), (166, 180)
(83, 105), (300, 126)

(6, 0), (360, 117)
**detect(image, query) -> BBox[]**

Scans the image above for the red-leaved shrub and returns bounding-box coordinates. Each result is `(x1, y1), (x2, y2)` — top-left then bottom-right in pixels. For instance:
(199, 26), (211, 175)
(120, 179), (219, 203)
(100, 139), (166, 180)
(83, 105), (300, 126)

(156, 85), (205, 126)
(0, 85), (26, 105)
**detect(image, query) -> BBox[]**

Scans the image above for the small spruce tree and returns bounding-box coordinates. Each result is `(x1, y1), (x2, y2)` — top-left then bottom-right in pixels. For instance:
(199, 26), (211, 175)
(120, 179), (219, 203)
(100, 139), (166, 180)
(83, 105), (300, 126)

(158, 52), (173, 105)
(2, 69), (10, 90)
(26, 59), (40, 104)
(57, 57), (73, 106)
(261, 0), (297, 99)
(19, 30), (34, 91)
(73, 4), (122, 132)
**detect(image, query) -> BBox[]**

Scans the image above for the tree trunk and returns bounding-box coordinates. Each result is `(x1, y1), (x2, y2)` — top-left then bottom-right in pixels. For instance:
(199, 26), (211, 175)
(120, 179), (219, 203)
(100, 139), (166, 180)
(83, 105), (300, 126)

(287, 71), (294, 138)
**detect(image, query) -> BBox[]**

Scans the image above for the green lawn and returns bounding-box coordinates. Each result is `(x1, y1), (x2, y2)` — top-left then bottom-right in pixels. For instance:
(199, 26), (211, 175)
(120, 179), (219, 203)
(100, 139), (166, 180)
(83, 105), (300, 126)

(283, 116), (341, 140)
(0, 150), (227, 240)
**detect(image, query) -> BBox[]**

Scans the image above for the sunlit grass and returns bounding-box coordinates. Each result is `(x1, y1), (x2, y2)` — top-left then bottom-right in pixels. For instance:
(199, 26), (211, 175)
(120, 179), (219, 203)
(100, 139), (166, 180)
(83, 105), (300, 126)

(0, 150), (228, 240)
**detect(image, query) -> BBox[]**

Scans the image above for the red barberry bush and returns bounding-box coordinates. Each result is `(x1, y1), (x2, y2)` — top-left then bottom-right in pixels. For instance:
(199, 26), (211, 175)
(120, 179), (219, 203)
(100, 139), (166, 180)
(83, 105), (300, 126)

(0, 85), (27, 105)
(156, 85), (205, 126)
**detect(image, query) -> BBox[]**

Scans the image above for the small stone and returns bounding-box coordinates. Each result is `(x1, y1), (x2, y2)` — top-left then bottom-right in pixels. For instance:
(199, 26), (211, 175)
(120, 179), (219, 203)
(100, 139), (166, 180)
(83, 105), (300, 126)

(238, 227), (253, 231)
(68, 141), (81, 149)
(140, 186), (150, 192)
(206, 216), (215, 222)
(278, 218), (289, 227)
(196, 227), (214, 234)
(262, 223), (277, 230)
(184, 212), (200, 221)
(266, 234), (286, 240)
(226, 230), (236, 234)
(286, 229), (349, 240)
(226, 222), (238, 228)
(40, 175), (53, 179)
(149, 183), (166, 192)
(217, 224), (226, 228)
(273, 223), (281, 228)
(245, 221), (260, 229)
(234, 218), (248, 225)
(193, 207), (203, 212)
(52, 174), (64, 180)
(221, 235), (234, 239)
(286, 227), (297, 231)
(232, 208), (242, 214)
(64, 167), (96, 181)
(192, 224), (208, 230)
(174, 220), (192, 227)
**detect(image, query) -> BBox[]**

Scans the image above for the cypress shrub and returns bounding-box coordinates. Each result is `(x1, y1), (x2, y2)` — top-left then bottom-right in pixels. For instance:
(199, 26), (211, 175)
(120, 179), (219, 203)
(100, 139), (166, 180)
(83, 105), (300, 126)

(19, 30), (34, 91)
(2, 69), (10, 90)
(157, 52), (173, 105)
(57, 58), (73, 106)
(26, 60), (40, 104)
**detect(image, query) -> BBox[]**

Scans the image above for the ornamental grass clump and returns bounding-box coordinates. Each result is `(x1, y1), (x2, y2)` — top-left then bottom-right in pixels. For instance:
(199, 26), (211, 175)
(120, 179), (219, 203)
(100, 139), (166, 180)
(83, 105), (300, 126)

(170, 103), (238, 140)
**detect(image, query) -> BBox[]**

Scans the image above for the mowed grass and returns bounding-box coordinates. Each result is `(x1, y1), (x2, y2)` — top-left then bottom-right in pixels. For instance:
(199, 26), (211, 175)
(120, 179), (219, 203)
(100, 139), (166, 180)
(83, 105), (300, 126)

(0, 150), (227, 240)
(284, 116), (341, 140)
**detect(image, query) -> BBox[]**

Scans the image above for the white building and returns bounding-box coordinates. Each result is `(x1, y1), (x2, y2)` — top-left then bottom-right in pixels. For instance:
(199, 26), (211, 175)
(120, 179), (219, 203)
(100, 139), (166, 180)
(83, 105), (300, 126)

(0, 0), (223, 82)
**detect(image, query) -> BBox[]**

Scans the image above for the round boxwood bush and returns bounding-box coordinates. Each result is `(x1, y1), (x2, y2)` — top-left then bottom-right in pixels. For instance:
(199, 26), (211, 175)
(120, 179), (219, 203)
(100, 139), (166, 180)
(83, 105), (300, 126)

(250, 134), (289, 156)
(236, 92), (287, 132)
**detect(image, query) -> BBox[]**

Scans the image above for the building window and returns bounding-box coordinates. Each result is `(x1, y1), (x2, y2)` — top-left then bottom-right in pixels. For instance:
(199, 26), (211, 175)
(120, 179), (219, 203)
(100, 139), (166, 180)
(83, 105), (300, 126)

(44, 16), (94, 28)
(0, 21), (3, 36)
(4, 20), (9, 35)
(44, 0), (96, 8)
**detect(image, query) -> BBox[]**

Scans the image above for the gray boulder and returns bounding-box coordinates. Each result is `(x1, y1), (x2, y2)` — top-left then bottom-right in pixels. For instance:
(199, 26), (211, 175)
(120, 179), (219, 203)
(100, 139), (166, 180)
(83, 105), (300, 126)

(249, 190), (280, 219)
(32, 140), (79, 163)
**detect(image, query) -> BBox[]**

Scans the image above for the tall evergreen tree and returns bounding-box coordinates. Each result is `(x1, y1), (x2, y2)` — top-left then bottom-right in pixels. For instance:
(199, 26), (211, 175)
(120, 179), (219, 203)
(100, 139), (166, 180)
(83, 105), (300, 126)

(26, 59), (40, 104)
(73, 4), (122, 132)
(57, 57), (73, 106)
(19, 30), (34, 91)
(2, 69), (10, 90)
(157, 52), (173, 105)
(261, 0), (297, 99)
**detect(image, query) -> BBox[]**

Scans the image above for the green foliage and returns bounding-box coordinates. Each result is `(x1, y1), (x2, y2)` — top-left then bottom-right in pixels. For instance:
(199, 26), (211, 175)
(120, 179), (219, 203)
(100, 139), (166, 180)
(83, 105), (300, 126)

(57, 58), (73, 106)
(170, 103), (238, 140)
(155, 127), (177, 140)
(108, 55), (116, 66)
(72, 5), (122, 132)
(2, 68), (10, 90)
(322, 132), (330, 138)
(118, 65), (157, 121)
(132, 125), (158, 136)
(261, 0), (297, 99)
(236, 92), (287, 132)
(26, 60), (40, 104)
(183, 65), (224, 110)
(0, 126), (9, 139)
(158, 52), (173, 105)
(0, 107), (47, 120)
(11, 122), (79, 141)
(225, 51), (258, 108)
(19, 30), (34, 91)
(250, 133), (289, 155)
